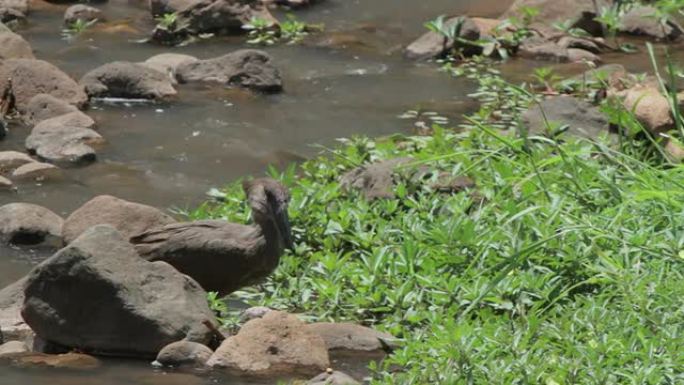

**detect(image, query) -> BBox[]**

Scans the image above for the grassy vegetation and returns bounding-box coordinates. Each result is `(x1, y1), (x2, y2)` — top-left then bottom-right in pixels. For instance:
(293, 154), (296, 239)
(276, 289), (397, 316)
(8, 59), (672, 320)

(190, 51), (684, 383)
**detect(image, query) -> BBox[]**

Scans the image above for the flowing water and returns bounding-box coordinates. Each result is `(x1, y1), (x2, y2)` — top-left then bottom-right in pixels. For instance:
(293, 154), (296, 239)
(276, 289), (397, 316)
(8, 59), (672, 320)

(1, 0), (683, 383)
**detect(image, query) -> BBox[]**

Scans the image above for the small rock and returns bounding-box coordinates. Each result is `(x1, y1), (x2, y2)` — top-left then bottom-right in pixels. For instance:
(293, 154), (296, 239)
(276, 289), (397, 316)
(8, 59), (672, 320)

(665, 139), (684, 163)
(305, 323), (395, 356)
(621, 85), (674, 135)
(25, 112), (102, 165)
(64, 4), (103, 26)
(240, 306), (272, 322)
(156, 340), (213, 368)
(307, 371), (360, 385)
(0, 175), (13, 189)
(557, 36), (600, 53)
(518, 36), (569, 62)
(7, 352), (101, 370)
(0, 278), (32, 344)
(340, 157), (413, 200)
(176, 49), (283, 93)
(620, 5), (683, 41)
(11, 162), (62, 181)
(207, 311), (330, 378)
(24, 93), (80, 125)
(0, 26), (33, 59)
(21, 225), (217, 358)
(0, 151), (34, 174)
(80, 61), (177, 100)
(521, 95), (610, 139)
(0, 8), (25, 24)
(0, 203), (63, 245)
(141, 53), (198, 84)
(0, 340), (28, 356)
(405, 16), (479, 60)
(62, 195), (175, 244)
(567, 48), (600, 64)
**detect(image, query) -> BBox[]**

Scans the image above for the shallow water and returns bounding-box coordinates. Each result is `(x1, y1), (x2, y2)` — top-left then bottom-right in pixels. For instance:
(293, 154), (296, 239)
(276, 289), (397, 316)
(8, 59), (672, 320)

(1, 0), (683, 383)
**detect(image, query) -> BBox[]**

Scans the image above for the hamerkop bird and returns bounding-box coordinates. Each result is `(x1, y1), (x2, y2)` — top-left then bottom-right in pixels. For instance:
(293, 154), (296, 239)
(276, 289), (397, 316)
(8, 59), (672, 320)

(130, 178), (293, 295)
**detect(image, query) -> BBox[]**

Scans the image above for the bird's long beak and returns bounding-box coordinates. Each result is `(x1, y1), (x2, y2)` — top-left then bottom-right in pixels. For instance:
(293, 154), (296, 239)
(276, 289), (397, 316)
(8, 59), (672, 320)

(275, 206), (295, 252)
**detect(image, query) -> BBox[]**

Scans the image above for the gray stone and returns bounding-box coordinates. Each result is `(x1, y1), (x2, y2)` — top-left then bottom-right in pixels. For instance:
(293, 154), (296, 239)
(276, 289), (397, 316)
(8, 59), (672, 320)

(620, 5), (683, 41)
(0, 175), (13, 189)
(0, 340), (29, 356)
(0, 203), (63, 245)
(24, 93), (80, 125)
(239, 306), (272, 322)
(176, 49), (282, 93)
(11, 162), (62, 181)
(169, 0), (278, 35)
(518, 37), (569, 62)
(80, 61), (177, 100)
(22, 225), (217, 358)
(405, 16), (480, 60)
(64, 4), (103, 26)
(25, 112), (102, 165)
(156, 340), (213, 367)
(501, 0), (609, 36)
(521, 95), (610, 139)
(305, 322), (395, 355)
(141, 53), (198, 84)
(0, 278), (32, 345)
(62, 195), (175, 244)
(0, 28), (33, 59)
(0, 151), (33, 174)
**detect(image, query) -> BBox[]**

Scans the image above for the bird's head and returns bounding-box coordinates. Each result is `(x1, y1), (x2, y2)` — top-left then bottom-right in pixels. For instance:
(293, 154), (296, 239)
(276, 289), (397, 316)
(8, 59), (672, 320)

(242, 178), (294, 251)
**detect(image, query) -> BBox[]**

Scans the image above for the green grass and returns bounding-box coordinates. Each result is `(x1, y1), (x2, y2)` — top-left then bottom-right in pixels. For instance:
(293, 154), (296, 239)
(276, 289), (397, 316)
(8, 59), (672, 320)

(190, 63), (684, 384)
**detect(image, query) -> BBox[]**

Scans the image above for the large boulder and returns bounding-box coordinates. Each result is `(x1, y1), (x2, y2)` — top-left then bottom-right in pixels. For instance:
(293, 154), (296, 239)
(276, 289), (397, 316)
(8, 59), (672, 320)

(176, 49), (282, 93)
(63, 4), (103, 26)
(80, 62), (177, 100)
(619, 5), (683, 41)
(521, 95), (610, 139)
(62, 195), (176, 244)
(405, 16), (480, 60)
(0, 28), (33, 59)
(207, 311), (330, 378)
(24, 93), (80, 125)
(21, 225), (217, 358)
(0, 203), (63, 245)
(501, 0), (608, 36)
(0, 59), (87, 112)
(305, 323), (394, 356)
(25, 112), (103, 165)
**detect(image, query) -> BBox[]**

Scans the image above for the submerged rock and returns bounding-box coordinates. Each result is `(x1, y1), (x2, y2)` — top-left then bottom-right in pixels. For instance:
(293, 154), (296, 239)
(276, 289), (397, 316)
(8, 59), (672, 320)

(6, 352), (101, 370)
(176, 49), (283, 93)
(521, 95), (609, 139)
(619, 5), (683, 41)
(0, 59), (87, 111)
(62, 195), (175, 244)
(11, 162), (62, 181)
(25, 112), (103, 165)
(405, 16), (479, 60)
(305, 323), (395, 356)
(80, 61), (177, 100)
(24, 93), (80, 125)
(0, 151), (34, 174)
(22, 225), (217, 358)
(156, 340), (213, 368)
(307, 371), (360, 385)
(64, 4), (103, 26)
(0, 203), (63, 245)
(207, 311), (329, 378)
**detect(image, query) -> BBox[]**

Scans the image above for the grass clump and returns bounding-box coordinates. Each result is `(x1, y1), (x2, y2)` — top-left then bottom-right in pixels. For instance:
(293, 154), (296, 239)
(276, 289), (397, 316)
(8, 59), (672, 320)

(191, 64), (684, 384)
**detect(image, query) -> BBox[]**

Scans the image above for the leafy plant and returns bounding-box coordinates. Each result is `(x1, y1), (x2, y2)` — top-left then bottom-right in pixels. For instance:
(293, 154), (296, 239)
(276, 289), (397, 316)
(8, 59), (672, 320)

(243, 16), (278, 45)
(62, 18), (97, 40)
(156, 12), (178, 30)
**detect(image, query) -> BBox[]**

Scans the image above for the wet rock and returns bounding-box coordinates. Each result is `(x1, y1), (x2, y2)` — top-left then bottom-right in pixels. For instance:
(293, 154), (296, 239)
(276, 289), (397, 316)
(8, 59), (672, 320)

(7, 352), (101, 370)
(156, 340), (213, 368)
(0, 175), (13, 189)
(521, 95), (609, 139)
(340, 157), (412, 200)
(557, 36), (600, 54)
(22, 225), (216, 358)
(0, 278), (32, 344)
(80, 61), (177, 100)
(11, 162), (62, 181)
(25, 93), (80, 125)
(619, 5), (683, 41)
(518, 36), (569, 62)
(0, 27), (33, 59)
(0, 151), (33, 174)
(305, 323), (394, 356)
(62, 195), (175, 244)
(308, 371), (360, 385)
(176, 0), (277, 35)
(470, 17), (502, 38)
(240, 306), (272, 322)
(0, 7), (25, 24)
(141, 53), (198, 84)
(0, 203), (63, 245)
(25, 112), (103, 165)
(567, 48), (600, 64)
(0, 340), (28, 356)
(0, 59), (87, 111)
(405, 16), (479, 60)
(501, 0), (608, 36)
(0, 0), (27, 17)
(207, 311), (329, 378)
(621, 85), (674, 135)
(64, 4), (103, 26)
(176, 49), (282, 93)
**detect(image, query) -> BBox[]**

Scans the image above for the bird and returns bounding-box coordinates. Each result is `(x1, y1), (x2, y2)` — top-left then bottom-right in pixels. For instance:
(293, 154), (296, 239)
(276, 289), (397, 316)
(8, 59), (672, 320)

(130, 177), (294, 295)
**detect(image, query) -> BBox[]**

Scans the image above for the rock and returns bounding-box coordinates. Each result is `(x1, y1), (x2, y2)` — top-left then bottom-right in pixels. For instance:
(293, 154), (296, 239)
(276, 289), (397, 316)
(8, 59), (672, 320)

(176, 49), (282, 93)
(501, 0), (608, 36)
(22, 225), (216, 358)
(0, 175), (13, 189)
(0, 7), (25, 24)
(0, 0), (26, 18)
(0, 340), (29, 356)
(665, 139), (684, 163)
(557, 36), (600, 54)
(0, 203), (63, 245)
(6, 352), (101, 370)
(621, 85), (674, 135)
(80, 61), (177, 100)
(24, 93), (80, 125)
(0, 151), (34, 174)
(176, 0), (277, 35)
(305, 323), (394, 356)
(340, 157), (413, 200)
(0, 278), (32, 344)
(240, 306), (272, 322)
(64, 5), (102, 26)
(207, 311), (329, 378)
(518, 36), (569, 62)
(619, 5), (683, 41)
(521, 95), (609, 139)
(0, 28), (33, 59)
(141, 53), (198, 83)
(308, 371), (360, 385)
(405, 16), (480, 60)
(0, 59), (87, 112)
(156, 340), (213, 368)
(25, 112), (102, 165)
(11, 162), (62, 181)
(567, 48), (600, 64)
(62, 195), (175, 244)
(470, 17), (502, 37)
